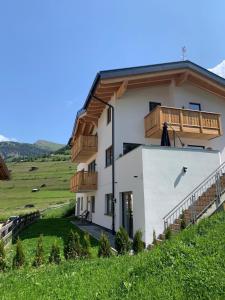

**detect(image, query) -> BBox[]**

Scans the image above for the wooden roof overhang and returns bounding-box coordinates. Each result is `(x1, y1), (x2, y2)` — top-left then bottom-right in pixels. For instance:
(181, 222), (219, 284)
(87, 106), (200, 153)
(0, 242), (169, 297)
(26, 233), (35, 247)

(71, 61), (225, 144)
(0, 156), (10, 180)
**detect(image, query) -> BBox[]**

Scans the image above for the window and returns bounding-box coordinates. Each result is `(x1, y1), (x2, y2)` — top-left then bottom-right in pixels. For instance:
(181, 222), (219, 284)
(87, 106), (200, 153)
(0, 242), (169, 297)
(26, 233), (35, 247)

(149, 101), (161, 112)
(123, 143), (141, 155)
(107, 107), (112, 125)
(88, 160), (96, 172)
(105, 146), (113, 167)
(187, 145), (205, 150)
(105, 193), (112, 215)
(91, 196), (95, 213)
(81, 197), (83, 210)
(189, 102), (201, 111)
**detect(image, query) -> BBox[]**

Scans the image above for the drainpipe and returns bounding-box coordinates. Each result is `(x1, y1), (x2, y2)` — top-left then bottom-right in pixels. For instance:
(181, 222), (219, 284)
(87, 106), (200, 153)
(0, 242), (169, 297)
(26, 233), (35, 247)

(91, 95), (116, 235)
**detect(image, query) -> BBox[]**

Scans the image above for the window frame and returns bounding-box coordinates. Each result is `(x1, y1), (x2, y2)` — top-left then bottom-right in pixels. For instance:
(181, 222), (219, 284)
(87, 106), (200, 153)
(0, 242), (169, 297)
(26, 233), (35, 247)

(91, 196), (95, 213)
(189, 102), (201, 111)
(106, 107), (112, 125)
(105, 145), (113, 167)
(105, 193), (112, 216)
(88, 160), (96, 173)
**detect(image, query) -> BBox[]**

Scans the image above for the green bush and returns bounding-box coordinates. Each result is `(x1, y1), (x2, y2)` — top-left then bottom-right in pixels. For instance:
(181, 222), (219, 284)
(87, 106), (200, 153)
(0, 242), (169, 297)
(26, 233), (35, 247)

(49, 241), (61, 264)
(133, 230), (145, 254)
(13, 238), (25, 269)
(98, 233), (112, 258)
(115, 227), (131, 255)
(64, 230), (81, 260)
(82, 232), (91, 258)
(180, 211), (186, 230)
(165, 227), (172, 240)
(32, 235), (44, 267)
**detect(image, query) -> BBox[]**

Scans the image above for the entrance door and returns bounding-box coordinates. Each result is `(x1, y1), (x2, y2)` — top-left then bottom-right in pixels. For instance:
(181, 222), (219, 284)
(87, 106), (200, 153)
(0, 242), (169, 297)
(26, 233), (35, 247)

(77, 197), (80, 216)
(122, 192), (133, 238)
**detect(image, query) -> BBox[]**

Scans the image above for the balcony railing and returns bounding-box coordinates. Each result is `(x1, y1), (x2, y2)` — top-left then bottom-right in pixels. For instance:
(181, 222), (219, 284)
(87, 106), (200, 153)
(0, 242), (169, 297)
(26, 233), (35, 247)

(71, 135), (98, 163)
(70, 170), (98, 193)
(144, 106), (222, 139)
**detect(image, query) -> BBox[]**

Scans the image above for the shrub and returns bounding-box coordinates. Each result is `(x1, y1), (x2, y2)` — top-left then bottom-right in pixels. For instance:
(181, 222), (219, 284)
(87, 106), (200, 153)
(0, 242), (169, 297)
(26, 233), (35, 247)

(13, 238), (25, 269)
(165, 227), (172, 240)
(32, 235), (44, 267)
(133, 230), (145, 254)
(152, 229), (157, 245)
(82, 232), (91, 258)
(98, 233), (112, 258)
(64, 230), (81, 260)
(180, 211), (186, 230)
(49, 241), (61, 264)
(115, 227), (131, 255)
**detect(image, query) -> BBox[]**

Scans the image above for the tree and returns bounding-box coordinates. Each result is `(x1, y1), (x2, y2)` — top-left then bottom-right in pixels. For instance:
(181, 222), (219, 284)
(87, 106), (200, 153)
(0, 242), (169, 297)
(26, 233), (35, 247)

(82, 232), (91, 258)
(32, 235), (44, 267)
(133, 230), (145, 254)
(49, 241), (61, 264)
(98, 233), (112, 258)
(64, 230), (81, 260)
(115, 227), (131, 255)
(13, 238), (25, 268)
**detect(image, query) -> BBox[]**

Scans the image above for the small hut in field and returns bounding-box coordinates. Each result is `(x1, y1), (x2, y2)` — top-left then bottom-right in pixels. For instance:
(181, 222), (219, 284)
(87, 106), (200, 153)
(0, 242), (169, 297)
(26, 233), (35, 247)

(0, 155), (10, 180)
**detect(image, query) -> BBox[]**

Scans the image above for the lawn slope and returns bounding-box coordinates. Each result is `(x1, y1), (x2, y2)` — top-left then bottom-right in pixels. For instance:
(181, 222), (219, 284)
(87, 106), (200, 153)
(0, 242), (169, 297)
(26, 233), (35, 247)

(0, 160), (75, 220)
(1, 212), (225, 299)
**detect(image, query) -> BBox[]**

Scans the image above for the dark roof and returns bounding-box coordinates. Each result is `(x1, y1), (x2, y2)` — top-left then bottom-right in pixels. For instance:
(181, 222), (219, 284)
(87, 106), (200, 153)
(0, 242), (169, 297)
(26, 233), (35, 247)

(70, 60), (225, 141)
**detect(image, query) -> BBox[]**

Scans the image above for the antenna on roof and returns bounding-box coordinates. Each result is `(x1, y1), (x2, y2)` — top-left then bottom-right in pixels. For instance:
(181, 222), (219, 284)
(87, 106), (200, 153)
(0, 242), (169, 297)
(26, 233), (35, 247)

(182, 46), (187, 61)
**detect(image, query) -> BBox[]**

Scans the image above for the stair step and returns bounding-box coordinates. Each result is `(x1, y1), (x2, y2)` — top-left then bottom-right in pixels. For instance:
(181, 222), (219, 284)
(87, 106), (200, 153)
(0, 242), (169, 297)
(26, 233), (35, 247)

(158, 233), (166, 240)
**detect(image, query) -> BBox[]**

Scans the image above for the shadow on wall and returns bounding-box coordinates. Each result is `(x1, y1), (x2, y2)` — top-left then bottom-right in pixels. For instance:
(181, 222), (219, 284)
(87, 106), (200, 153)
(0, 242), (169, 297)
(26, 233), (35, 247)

(174, 167), (187, 188)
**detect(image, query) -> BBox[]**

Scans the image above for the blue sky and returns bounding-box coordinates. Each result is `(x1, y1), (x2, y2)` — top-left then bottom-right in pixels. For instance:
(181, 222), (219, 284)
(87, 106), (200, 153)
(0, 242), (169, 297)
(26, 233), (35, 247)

(0, 0), (225, 144)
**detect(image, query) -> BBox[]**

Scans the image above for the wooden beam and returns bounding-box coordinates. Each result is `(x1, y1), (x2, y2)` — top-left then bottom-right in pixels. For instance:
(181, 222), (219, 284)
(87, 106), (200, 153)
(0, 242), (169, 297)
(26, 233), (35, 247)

(175, 72), (189, 86)
(115, 80), (128, 99)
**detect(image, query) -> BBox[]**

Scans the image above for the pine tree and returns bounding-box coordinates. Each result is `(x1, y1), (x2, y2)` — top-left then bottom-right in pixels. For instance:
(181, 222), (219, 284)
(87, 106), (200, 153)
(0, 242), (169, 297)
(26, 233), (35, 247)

(82, 232), (91, 258)
(32, 235), (44, 267)
(13, 238), (25, 268)
(98, 233), (112, 258)
(133, 230), (145, 254)
(49, 241), (61, 264)
(64, 230), (81, 260)
(115, 227), (131, 255)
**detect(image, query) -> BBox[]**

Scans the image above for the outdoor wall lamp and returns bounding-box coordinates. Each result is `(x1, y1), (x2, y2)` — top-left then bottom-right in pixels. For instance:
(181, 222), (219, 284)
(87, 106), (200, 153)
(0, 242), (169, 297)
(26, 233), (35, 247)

(183, 166), (188, 173)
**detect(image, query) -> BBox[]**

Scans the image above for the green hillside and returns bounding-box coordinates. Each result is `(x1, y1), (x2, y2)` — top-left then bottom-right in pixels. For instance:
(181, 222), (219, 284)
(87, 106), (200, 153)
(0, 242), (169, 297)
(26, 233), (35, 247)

(0, 159), (75, 220)
(1, 211), (225, 299)
(34, 140), (64, 152)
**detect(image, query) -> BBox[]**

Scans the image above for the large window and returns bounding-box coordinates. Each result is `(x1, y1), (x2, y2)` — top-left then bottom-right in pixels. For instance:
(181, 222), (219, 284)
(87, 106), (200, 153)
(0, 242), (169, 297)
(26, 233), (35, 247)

(105, 146), (113, 167)
(149, 101), (161, 112)
(123, 143), (141, 155)
(189, 102), (201, 111)
(88, 160), (96, 172)
(91, 196), (95, 213)
(107, 107), (112, 125)
(105, 193), (112, 216)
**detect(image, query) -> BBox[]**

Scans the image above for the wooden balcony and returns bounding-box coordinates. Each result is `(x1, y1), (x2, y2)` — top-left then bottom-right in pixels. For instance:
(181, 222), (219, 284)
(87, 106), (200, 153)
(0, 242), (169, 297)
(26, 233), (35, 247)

(71, 135), (97, 163)
(145, 106), (222, 139)
(70, 171), (98, 193)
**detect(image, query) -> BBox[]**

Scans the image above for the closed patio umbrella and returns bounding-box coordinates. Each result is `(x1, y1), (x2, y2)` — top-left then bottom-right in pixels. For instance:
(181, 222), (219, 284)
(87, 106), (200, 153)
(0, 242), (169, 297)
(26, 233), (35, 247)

(161, 122), (171, 147)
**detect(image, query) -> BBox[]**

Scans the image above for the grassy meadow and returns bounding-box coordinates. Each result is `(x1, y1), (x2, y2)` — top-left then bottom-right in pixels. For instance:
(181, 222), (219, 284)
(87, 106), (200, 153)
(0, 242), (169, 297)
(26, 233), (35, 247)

(0, 160), (75, 220)
(1, 211), (225, 299)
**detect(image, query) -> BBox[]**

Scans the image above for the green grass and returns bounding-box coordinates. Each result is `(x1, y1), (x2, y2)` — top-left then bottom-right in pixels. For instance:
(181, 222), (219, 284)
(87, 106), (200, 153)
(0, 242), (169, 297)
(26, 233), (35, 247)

(1, 212), (225, 299)
(0, 160), (75, 220)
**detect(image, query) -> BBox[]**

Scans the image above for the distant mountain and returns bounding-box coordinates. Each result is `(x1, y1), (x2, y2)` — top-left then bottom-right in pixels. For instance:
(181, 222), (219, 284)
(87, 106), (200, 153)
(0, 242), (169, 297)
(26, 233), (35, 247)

(208, 60), (225, 79)
(0, 140), (65, 160)
(34, 140), (64, 152)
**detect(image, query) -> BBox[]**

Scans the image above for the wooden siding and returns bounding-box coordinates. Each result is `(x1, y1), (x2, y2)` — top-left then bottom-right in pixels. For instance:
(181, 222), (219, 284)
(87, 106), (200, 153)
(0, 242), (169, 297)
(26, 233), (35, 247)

(145, 106), (222, 139)
(70, 170), (97, 193)
(71, 135), (97, 163)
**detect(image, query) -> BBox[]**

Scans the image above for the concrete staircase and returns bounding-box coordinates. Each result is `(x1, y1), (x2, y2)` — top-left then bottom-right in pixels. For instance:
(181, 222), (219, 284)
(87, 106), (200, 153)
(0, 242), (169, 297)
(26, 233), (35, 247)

(152, 163), (225, 246)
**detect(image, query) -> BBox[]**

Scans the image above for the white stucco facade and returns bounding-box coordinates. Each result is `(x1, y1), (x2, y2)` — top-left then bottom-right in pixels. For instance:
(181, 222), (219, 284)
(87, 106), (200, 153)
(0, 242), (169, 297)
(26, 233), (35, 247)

(74, 79), (225, 245)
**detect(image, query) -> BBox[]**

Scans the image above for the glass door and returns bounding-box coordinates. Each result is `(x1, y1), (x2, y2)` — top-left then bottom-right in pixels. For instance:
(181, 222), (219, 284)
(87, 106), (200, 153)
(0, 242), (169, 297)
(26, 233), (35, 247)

(122, 192), (133, 238)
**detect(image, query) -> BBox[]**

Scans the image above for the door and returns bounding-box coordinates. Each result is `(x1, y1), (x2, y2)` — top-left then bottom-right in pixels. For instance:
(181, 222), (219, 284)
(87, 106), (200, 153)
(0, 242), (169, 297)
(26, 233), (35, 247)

(77, 197), (80, 216)
(122, 192), (133, 238)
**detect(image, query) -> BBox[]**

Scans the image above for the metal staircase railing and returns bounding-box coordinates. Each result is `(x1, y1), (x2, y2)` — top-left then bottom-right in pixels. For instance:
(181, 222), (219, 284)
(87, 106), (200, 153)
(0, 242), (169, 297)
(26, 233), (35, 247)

(163, 161), (225, 230)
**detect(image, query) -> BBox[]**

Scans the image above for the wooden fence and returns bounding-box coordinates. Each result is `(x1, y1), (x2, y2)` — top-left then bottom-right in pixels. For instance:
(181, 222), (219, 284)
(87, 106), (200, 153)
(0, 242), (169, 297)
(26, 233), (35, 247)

(0, 211), (40, 246)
